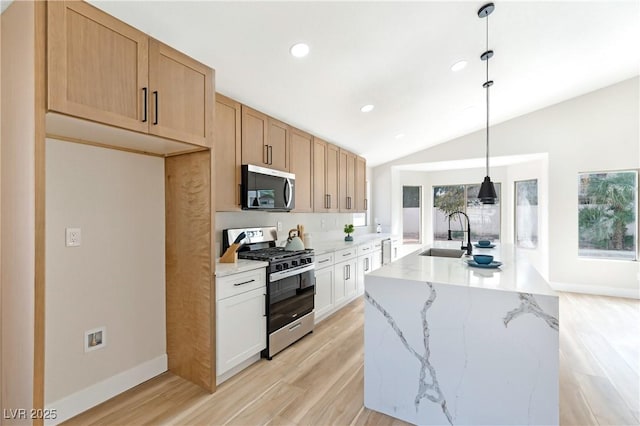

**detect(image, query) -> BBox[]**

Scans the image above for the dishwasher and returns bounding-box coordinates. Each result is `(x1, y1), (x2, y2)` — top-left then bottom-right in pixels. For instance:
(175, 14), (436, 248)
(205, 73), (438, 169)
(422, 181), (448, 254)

(381, 238), (392, 265)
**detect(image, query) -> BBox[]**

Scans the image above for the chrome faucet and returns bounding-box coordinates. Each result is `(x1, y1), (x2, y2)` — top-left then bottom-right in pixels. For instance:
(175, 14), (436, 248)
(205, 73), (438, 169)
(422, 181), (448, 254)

(448, 211), (472, 256)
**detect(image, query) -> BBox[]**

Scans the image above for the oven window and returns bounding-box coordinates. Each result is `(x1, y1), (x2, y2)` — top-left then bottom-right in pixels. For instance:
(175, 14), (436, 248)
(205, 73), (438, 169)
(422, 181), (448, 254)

(268, 270), (314, 333)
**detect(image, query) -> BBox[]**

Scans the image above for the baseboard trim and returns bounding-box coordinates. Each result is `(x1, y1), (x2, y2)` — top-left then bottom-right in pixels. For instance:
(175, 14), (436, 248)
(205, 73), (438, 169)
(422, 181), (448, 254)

(45, 354), (167, 425)
(550, 281), (639, 299)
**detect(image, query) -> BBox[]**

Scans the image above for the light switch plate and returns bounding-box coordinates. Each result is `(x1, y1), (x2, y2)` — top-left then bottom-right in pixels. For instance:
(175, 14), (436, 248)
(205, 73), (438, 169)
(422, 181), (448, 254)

(66, 227), (81, 247)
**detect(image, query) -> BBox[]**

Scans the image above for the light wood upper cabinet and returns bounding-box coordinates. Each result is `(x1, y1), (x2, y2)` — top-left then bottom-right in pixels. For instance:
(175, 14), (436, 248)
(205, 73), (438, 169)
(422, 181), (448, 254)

(148, 40), (213, 146)
(325, 143), (340, 212)
(48, 1), (214, 148)
(268, 119), (290, 172)
(355, 155), (368, 212)
(313, 138), (339, 212)
(339, 149), (356, 212)
(290, 128), (314, 212)
(241, 106), (289, 172)
(215, 94), (242, 211)
(241, 106), (269, 167)
(313, 138), (328, 212)
(48, 1), (149, 133)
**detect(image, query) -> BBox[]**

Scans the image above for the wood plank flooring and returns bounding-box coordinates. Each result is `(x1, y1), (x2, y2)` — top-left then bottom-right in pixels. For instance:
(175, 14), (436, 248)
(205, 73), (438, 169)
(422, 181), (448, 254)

(64, 292), (639, 426)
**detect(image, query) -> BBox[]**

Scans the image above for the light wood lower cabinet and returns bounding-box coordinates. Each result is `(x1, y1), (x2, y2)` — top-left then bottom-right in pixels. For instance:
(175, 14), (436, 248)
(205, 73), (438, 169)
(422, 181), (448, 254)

(216, 269), (267, 377)
(215, 94), (242, 211)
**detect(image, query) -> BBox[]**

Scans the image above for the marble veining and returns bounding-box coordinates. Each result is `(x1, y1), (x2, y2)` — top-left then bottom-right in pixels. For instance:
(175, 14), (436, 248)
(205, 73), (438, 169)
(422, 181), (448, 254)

(503, 292), (559, 331)
(365, 287), (453, 425)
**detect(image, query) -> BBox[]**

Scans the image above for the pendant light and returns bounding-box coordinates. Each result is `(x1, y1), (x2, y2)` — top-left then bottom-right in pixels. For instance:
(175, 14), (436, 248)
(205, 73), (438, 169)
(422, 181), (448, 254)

(477, 2), (498, 204)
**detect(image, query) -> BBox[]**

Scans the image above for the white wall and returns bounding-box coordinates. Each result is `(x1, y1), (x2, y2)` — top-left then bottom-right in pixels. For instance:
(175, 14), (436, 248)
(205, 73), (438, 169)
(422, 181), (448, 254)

(45, 140), (166, 405)
(373, 77), (640, 298)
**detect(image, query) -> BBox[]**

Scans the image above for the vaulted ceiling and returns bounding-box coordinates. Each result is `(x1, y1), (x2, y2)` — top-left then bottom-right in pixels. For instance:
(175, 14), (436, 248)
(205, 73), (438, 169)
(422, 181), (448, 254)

(84, 1), (640, 166)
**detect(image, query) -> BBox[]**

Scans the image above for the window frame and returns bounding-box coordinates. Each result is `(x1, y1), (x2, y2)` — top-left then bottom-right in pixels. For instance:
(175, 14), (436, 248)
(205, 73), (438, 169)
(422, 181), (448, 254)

(514, 179), (539, 249)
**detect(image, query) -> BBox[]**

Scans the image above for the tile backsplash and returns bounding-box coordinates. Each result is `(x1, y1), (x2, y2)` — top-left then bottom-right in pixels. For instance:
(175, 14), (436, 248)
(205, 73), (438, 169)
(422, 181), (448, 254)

(215, 211), (373, 257)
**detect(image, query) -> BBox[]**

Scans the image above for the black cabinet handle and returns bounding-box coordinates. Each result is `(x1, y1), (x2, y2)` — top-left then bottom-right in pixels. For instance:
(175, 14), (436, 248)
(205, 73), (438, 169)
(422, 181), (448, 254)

(328, 194), (332, 208)
(142, 87), (148, 123)
(365, 198), (368, 210)
(263, 145), (269, 164)
(152, 91), (158, 125)
(233, 279), (255, 286)
(268, 145), (273, 165)
(318, 259), (330, 264)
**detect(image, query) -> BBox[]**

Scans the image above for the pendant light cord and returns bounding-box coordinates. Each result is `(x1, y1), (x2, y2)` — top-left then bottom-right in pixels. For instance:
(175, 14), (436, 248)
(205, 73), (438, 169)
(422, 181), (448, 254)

(485, 12), (490, 176)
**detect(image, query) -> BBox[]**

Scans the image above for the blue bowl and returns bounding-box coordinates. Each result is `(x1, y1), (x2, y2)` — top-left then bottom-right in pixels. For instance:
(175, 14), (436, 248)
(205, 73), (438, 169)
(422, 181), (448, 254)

(478, 240), (492, 247)
(473, 254), (494, 264)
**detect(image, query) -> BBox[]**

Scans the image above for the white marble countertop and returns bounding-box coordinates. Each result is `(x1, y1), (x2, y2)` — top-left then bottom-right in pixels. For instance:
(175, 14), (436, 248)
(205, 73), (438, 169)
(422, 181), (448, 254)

(214, 259), (268, 277)
(310, 233), (394, 254)
(368, 241), (557, 297)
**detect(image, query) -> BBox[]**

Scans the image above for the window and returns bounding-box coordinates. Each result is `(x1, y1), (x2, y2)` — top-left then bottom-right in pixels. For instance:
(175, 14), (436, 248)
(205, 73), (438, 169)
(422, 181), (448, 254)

(403, 186), (421, 244)
(578, 171), (637, 260)
(515, 179), (538, 248)
(433, 183), (501, 242)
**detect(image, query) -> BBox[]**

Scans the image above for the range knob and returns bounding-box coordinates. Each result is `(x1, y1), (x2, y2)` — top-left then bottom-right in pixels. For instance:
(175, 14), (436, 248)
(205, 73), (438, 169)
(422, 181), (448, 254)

(281, 262), (289, 270)
(275, 264), (283, 271)
(300, 258), (307, 264)
(291, 260), (299, 267)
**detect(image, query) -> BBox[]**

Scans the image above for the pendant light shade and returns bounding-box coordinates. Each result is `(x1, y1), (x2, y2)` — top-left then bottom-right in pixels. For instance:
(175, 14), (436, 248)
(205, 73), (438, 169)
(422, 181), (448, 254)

(478, 2), (497, 204)
(479, 176), (497, 204)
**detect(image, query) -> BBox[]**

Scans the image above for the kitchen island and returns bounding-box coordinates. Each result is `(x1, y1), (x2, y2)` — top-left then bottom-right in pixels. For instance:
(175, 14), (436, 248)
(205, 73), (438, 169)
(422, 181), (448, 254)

(364, 243), (559, 425)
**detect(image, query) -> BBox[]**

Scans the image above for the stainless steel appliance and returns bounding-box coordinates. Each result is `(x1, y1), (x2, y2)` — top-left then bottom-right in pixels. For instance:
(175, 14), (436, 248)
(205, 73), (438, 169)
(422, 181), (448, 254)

(222, 227), (314, 359)
(241, 165), (295, 211)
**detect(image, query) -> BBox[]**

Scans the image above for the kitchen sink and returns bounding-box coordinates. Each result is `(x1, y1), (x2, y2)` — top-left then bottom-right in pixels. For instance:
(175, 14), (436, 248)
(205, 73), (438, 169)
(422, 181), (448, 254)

(419, 248), (465, 258)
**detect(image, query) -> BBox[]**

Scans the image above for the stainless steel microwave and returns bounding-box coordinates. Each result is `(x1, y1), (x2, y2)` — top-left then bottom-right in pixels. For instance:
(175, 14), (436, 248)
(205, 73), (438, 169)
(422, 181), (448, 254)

(241, 165), (295, 211)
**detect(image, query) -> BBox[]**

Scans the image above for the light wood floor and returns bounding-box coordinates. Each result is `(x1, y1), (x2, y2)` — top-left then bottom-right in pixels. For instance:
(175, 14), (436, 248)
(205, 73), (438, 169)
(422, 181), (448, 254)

(64, 292), (639, 426)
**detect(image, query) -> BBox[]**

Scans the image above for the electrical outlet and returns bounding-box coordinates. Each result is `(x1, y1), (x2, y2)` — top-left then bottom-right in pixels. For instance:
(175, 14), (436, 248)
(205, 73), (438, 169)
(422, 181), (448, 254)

(66, 228), (81, 247)
(85, 327), (106, 352)
(277, 221), (283, 232)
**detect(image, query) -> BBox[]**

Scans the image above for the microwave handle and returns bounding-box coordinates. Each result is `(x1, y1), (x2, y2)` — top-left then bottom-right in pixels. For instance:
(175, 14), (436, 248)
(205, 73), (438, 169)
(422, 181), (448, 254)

(284, 178), (293, 208)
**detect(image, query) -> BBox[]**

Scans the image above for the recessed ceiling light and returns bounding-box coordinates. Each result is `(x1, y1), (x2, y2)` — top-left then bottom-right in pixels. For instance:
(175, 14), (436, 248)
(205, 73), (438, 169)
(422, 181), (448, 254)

(360, 104), (375, 113)
(450, 60), (468, 72)
(395, 133), (405, 139)
(290, 43), (310, 58)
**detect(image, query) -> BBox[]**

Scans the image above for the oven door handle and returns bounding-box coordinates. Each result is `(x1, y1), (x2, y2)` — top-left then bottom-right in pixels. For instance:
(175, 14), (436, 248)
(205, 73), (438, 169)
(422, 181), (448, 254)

(270, 264), (315, 282)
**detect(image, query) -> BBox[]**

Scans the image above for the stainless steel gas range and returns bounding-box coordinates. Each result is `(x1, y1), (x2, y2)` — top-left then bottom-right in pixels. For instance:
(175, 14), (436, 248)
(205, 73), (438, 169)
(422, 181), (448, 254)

(222, 227), (315, 359)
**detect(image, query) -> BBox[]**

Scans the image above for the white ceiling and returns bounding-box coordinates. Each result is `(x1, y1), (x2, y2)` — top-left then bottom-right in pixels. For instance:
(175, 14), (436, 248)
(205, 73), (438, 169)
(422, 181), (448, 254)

(86, 1), (640, 167)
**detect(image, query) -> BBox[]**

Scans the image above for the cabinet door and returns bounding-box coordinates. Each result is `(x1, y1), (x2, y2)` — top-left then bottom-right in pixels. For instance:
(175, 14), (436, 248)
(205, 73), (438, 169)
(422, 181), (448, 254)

(48, 1), (149, 133)
(371, 250), (382, 271)
(215, 94), (242, 211)
(345, 259), (358, 298)
(357, 254), (373, 295)
(290, 128), (314, 212)
(338, 149), (349, 211)
(241, 106), (268, 166)
(313, 138), (328, 212)
(339, 149), (356, 212)
(268, 118), (290, 171)
(334, 261), (348, 306)
(356, 156), (367, 212)
(216, 288), (266, 376)
(148, 39), (214, 147)
(326, 143), (340, 212)
(314, 267), (334, 321)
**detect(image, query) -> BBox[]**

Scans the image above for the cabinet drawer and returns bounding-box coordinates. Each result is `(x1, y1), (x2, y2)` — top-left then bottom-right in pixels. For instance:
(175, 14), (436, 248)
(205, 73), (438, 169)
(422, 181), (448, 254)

(335, 247), (357, 262)
(357, 242), (374, 256)
(216, 268), (266, 300)
(315, 252), (334, 269)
